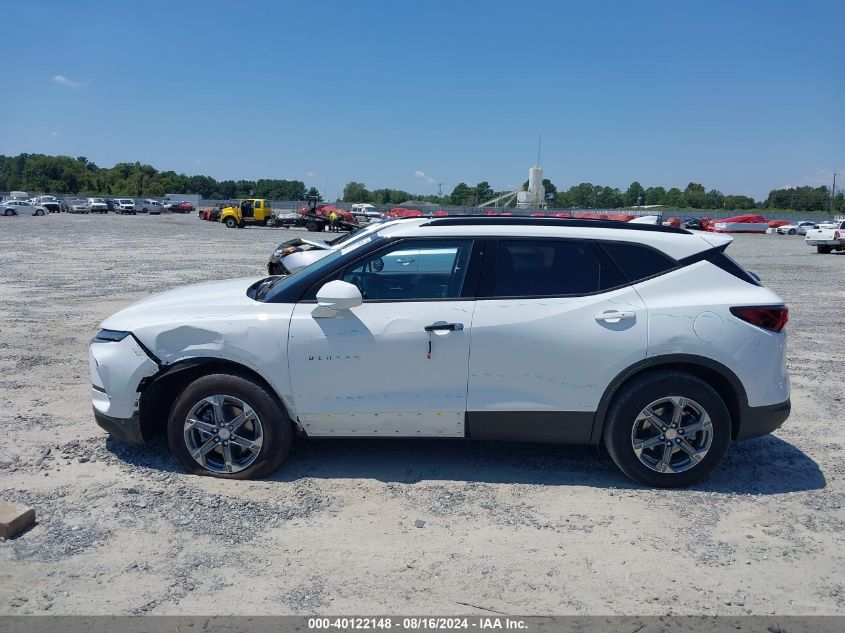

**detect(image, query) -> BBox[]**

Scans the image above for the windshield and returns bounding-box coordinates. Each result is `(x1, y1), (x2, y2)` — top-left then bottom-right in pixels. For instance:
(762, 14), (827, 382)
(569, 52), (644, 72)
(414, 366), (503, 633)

(91, 198), (105, 203)
(256, 236), (377, 302)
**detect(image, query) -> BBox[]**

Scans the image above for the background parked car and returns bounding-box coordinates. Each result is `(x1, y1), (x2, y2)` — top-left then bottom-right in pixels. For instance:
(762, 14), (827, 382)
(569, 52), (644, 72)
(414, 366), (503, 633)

(776, 221), (817, 236)
(114, 198), (137, 214)
(87, 197), (109, 213)
(3, 200), (48, 216)
(31, 195), (63, 213)
(68, 198), (91, 214)
(144, 199), (165, 215)
(105, 199), (116, 213)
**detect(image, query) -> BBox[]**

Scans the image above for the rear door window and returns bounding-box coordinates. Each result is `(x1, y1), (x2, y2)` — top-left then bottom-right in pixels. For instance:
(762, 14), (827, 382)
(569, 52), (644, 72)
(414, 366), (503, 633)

(490, 239), (605, 297)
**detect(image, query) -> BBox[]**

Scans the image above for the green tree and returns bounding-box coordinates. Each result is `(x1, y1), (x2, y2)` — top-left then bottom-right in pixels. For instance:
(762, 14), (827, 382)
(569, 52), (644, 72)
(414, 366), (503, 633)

(661, 187), (686, 207)
(474, 181), (494, 204)
(306, 186), (323, 202)
(449, 182), (475, 206)
(625, 181), (645, 206)
(644, 186), (665, 205)
(568, 183), (596, 208)
(684, 182), (706, 208)
(342, 181), (371, 203)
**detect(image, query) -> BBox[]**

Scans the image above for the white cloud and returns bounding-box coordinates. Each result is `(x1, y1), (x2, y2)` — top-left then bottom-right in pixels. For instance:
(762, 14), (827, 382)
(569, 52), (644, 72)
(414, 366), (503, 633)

(52, 74), (85, 88)
(306, 172), (316, 178)
(51, 131), (58, 137)
(414, 170), (437, 184)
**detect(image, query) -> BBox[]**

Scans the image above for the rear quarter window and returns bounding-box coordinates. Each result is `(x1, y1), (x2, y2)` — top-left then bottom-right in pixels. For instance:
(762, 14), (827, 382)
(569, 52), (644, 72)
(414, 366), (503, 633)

(600, 242), (676, 283)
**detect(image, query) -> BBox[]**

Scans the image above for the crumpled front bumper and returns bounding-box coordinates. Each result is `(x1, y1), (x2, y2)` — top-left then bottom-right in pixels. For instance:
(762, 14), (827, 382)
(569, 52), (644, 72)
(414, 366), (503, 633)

(90, 334), (159, 439)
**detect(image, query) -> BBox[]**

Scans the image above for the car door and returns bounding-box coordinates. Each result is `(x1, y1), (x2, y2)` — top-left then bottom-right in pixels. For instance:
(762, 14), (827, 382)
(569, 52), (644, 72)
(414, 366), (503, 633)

(287, 238), (481, 437)
(466, 238), (649, 444)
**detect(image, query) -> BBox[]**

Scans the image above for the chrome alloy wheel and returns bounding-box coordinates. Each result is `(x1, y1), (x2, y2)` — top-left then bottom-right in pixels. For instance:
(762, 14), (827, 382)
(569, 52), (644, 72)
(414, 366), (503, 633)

(631, 396), (713, 474)
(184, 395), (264, 474)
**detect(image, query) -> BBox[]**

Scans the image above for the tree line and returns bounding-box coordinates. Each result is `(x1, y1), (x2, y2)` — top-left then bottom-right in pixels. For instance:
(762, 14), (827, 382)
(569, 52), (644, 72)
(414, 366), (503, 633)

(0, 154), (319, 201)
(346, 179), (842, 214)
(2, 153), (840, 213)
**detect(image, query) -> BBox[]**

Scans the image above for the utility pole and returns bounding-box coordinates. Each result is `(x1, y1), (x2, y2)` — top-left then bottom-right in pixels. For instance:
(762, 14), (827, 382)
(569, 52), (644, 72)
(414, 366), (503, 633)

(829, 173), (837, 218)
(438, 182), (442, 197)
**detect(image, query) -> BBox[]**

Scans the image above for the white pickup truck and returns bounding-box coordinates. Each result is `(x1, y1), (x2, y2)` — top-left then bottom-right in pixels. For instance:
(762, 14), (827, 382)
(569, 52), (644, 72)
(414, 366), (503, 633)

(805, 219), (845, 254)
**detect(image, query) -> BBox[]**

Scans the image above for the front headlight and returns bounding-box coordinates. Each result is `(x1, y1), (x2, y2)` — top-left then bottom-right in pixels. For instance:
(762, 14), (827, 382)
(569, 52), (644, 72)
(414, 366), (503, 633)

(93, 329), (130, 343)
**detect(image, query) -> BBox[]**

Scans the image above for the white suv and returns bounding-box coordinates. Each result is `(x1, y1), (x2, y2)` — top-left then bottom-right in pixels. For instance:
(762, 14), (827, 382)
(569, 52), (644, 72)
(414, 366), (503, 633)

(90, 217), (790, 487)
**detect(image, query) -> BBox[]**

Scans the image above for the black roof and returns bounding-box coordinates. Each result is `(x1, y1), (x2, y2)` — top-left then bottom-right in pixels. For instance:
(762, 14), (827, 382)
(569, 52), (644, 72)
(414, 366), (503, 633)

(421, 216), (691, 234)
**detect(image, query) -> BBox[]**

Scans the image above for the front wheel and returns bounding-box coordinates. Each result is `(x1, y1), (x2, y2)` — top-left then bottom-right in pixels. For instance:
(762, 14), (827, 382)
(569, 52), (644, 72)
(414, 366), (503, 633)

(224, 217), (237, 228)
(36, 209), (45, 216)
(788, 228), (796, 235)
(603, 371), (731, 487)
(167, 373), (292, 479)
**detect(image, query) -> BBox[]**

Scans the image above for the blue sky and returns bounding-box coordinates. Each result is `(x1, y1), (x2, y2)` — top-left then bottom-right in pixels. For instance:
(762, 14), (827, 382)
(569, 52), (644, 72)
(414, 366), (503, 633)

(1, 0), (842, 200)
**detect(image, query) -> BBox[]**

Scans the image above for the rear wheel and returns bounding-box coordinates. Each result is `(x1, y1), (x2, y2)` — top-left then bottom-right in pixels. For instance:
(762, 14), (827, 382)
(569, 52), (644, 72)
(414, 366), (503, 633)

(167, 373), (292, 479)
(817, 245), (832, 254)
(603, 371), (731, 487)
(4, 208), (13, 216)
(225, 217), (238, 228)
(36, 209), (45, 216)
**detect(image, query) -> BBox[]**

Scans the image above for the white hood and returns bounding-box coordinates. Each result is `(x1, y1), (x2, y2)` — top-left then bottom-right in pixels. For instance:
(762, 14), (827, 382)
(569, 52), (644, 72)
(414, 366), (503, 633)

(101, 277), (264, 333)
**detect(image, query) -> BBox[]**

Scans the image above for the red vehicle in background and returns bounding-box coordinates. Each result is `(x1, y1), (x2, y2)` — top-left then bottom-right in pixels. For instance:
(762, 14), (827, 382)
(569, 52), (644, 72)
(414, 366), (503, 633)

(177, 201), (194, 213)
(386, 207), (423, 219)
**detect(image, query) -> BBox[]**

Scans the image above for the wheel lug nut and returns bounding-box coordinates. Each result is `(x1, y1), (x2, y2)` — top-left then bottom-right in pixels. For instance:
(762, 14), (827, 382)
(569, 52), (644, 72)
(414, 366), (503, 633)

(675, 438), (681, 444)
(214, 438), (219, 442)
(660, 435), (665, 440)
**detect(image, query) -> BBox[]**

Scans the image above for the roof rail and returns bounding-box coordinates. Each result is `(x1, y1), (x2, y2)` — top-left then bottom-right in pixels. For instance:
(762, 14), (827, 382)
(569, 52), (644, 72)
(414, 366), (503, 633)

(421, 216), (691, 234)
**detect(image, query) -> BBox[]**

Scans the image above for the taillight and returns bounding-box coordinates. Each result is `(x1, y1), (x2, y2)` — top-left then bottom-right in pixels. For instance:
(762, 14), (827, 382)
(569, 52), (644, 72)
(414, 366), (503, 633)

(835, 230), (841, 239)
(730, 306), (788, 333)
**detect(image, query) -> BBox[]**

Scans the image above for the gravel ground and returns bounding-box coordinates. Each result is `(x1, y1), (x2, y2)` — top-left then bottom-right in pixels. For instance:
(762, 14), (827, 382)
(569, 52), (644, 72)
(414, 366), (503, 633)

(0, 213), (843, 615)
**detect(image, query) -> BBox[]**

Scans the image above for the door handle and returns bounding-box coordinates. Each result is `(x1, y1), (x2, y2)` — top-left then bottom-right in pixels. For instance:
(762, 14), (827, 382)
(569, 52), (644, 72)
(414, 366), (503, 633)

(595, 311), (635, 323)
(425, 322), (464, 332)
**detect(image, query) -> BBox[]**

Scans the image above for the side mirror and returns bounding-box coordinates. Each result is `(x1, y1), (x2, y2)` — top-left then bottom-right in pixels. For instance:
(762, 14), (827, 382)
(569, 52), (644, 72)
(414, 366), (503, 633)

(315, 280), (363, 313)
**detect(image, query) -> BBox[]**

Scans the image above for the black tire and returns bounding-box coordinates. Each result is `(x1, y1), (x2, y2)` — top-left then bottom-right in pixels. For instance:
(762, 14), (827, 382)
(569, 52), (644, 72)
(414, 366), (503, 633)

(788, 228), (796, 235)
(603, 370), (731, 488)
(817, 245), (832, 254)
(305, 221), (319, 232)
(167, 373), (293, 479)
(36, 209), (45, 216)
(225, 217), (237, 228)
(4, 208), (12, 216)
